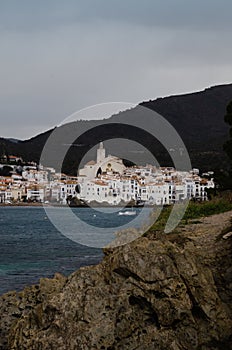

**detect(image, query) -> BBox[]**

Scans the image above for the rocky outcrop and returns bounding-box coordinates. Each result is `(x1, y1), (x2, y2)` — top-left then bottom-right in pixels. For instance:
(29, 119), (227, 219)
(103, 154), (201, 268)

(1, 211), (232, 349)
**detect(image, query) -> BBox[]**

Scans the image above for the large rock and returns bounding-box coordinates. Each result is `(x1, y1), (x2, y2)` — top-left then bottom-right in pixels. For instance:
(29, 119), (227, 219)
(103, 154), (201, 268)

(0, 211), (232, 349)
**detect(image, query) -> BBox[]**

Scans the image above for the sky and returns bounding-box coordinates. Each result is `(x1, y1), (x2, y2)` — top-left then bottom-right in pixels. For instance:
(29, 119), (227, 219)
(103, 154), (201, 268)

(1, 0), (232, 139)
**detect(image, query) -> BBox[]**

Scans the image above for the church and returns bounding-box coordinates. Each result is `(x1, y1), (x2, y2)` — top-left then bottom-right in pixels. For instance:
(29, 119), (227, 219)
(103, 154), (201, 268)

(78, 142), (126, 180)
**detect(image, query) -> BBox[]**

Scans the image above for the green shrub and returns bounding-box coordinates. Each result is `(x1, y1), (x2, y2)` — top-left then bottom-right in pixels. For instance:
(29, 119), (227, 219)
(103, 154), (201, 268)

(149, 192), (232, 232)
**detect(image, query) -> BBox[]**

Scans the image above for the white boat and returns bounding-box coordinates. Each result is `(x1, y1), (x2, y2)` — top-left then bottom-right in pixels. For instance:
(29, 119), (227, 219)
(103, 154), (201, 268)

(118, 209), (136, 216)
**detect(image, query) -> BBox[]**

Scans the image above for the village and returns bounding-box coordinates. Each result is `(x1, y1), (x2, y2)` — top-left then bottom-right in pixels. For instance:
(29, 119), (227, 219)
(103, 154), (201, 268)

(0, 143), (215, 206)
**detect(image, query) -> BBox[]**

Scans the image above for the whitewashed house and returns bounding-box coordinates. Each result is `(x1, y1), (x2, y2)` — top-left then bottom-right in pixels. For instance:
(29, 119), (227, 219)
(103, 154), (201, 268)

(27, 187), (45, 202)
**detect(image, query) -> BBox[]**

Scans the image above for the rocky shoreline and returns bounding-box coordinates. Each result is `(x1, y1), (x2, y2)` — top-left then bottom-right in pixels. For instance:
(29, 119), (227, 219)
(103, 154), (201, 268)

(0, 211), (232, 349)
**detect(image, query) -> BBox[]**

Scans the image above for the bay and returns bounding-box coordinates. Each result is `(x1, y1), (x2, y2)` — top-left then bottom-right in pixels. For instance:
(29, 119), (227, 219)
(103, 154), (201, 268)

(0, 206), (151, 294)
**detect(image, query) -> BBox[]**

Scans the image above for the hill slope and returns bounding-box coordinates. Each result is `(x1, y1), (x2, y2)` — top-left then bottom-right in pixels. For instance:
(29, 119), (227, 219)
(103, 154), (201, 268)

(1, 83), (232, 174)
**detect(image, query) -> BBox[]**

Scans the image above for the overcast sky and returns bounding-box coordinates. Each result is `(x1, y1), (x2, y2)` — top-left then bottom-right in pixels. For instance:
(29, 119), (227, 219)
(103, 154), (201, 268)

(1, 0), (232, 139)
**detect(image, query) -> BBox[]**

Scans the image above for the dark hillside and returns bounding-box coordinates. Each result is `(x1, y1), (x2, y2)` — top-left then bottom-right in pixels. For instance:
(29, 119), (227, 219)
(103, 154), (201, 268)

(1, 84), (232, 174)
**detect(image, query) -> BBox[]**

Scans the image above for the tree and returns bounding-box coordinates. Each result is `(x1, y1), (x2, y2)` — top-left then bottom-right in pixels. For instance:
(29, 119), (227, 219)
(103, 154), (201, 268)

(219, 100), (232, 190)
(0, 165), (13, 177)
(223, 100), (232, 162)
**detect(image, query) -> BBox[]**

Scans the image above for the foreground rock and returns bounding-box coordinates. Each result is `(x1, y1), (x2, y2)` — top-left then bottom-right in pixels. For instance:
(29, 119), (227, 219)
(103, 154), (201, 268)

(0, 211), (232, 349)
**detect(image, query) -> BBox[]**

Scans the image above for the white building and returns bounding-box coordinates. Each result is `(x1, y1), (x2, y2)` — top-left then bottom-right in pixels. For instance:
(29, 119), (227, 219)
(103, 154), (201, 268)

(22, 169), (48, 183)
(78, 142), (126, 181)
(0, 143), (215, 206)
(77, 143), (214, 205)
(26, 187), (45, 202)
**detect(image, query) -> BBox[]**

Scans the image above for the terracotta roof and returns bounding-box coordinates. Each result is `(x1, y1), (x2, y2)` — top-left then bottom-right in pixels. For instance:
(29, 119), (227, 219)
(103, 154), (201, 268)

(94, 180), (108, 186)
(86, 160), (96, 166)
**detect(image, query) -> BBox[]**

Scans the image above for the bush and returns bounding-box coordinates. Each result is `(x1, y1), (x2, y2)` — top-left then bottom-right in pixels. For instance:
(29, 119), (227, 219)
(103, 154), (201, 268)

(150, 192), (232, 232)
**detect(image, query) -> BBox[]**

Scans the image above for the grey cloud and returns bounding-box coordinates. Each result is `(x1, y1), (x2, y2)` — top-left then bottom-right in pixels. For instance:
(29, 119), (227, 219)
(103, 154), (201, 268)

(0, 0), (232, 32)
(0, 1), (232, 139)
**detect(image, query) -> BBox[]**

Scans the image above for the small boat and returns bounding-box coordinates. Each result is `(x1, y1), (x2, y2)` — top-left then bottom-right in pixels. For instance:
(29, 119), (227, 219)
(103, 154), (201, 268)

(118, 209), (136, 216)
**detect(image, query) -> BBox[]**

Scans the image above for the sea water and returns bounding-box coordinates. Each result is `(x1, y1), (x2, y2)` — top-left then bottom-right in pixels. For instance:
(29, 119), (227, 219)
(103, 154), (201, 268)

(0, 206), (152, 294)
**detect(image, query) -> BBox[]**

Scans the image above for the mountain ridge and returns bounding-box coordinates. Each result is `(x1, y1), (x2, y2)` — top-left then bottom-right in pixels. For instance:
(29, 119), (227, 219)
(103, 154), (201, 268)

(1, 83), (232, 174)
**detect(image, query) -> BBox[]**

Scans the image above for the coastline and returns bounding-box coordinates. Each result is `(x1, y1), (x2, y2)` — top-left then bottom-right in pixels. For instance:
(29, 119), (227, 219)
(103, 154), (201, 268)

(0, 202), (154, 208)
(1, 210), (232, 349)
(0, 202), (48, 207)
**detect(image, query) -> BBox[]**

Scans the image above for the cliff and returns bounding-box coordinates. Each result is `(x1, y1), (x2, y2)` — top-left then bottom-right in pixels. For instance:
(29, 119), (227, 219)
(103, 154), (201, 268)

(0, 211), (232, 349)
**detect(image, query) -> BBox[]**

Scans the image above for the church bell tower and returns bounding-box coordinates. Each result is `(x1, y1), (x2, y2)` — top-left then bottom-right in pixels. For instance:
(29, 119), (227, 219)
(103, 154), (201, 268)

(97, 142), (106, 163)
